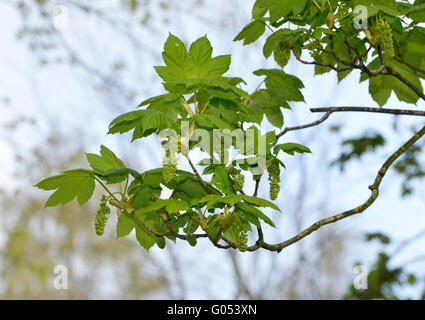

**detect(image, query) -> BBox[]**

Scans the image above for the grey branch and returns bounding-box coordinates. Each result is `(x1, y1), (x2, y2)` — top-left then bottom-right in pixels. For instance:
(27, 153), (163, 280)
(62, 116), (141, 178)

(248, 124), (425, 252)
(311, 107), (425, 117)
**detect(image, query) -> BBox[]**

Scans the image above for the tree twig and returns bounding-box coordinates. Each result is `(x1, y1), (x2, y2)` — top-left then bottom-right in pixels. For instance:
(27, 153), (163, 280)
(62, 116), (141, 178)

(250, 123), (425, 252)
(275, 110), (333, 142)
(185, 154), (214, 194)
(311, 107), (425, 117)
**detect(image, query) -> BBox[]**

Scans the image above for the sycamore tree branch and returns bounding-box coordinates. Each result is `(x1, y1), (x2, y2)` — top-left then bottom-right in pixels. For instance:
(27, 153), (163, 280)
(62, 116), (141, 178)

(311, 106), (425, 117)
(261, 105), (425, 252)
(109, 198), (211, 241)
(247, 123), (425, 252)
(275, 110), (333, 142)
(291, 47), (352, 72)
(294, 37), (425, 102)
(274, 106), (425, 148)
(188, 104), (425, 252)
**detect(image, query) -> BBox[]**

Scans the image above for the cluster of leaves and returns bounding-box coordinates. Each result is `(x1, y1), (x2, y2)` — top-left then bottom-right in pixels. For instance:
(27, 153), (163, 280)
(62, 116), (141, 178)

(36, 33), (311, 251)
(344, 232), (419, 300)
(234, 0), (425, 107)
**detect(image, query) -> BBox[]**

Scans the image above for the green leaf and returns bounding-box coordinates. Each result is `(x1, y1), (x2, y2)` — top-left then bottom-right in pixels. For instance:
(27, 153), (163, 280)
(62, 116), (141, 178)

(234, 19), (266, 45)
(207, 218), (222, 239)
(163, 78), (249, 98)
(212, 166), (235, 195)
(136, 199), (169, 214)
(131, 186), (154, 210)
(254, 69), (304, 99)
(221, 194), (244, 206)
(154, 34), (231, 85)
(191, 194), (221, 206)
(154, 33), (188, 83)
(189, 35), (213, 67)
(185, 234), (197, 246)
(242, 195), (281, 211)
(263, 28), (306, 58)
(138, 93), (182, 107)
(194, 114), (234, 130)
(249, 69), (304, 127)
(274, 143), (312, 156)
(117, 213), (136, 238)
(35, 169), (95, 207)
(238, 203), (276, 227)
(135, 225), (157, 251)
(169, 213), (190, 232)
(141, 110), (169, 132)
(102, 168), (142, 184)
(264, 105), (284, 128)
(256, 0), (308, 23)
(85, 145), (125, 174)
(365, 58), (422, 106)
(252, 0), (269, 19)
(108, 110), (145, 135)
(165, 199), (189, 213)
(368, 76), (392, 107)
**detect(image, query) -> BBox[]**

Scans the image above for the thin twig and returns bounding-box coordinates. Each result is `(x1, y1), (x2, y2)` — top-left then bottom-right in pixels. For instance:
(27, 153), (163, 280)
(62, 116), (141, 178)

(311, 107), (425, 117)
(185, 155), (214, 194)
(248, 123), (425, 252)
(275, 110), (333, 142)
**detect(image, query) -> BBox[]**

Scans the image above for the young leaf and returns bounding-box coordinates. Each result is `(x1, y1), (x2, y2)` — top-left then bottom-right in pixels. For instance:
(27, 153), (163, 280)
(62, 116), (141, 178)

(108, 110), (145, 135)
(165, 199), (189, 213)
(238, 203), (276, 228)
(117, 213), (136, 238)
(136, 199), (169, 215)
(35, 169), (95, 207)
(135, 225), (157, 251)
(141, 110), (169, 132)
(154, 33), (231, 85)
(212, 166), (236, 195)
(274, 143), (312, 156)
(242, 195), (281, 211)
(234, 19), (266, 45)
(85, 145), (125, 174)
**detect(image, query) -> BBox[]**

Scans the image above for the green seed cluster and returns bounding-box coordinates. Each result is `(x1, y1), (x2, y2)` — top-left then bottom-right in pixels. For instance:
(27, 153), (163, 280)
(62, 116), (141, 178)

(232, 214), (249, 252)
(95, 195), (111, 236)
(274, 42), (291, 68)
(162, 150), (177, 183)
(231, 170), (245, 192)
(304, 41), (322, 51)
(326, 13), (336, 29)
(268, 163), (281, 201)
(376, 17), (394, 58)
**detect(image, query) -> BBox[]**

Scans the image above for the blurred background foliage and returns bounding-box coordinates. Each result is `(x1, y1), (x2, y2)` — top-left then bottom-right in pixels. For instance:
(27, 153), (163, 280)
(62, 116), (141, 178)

(0, 0), (424, 299)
